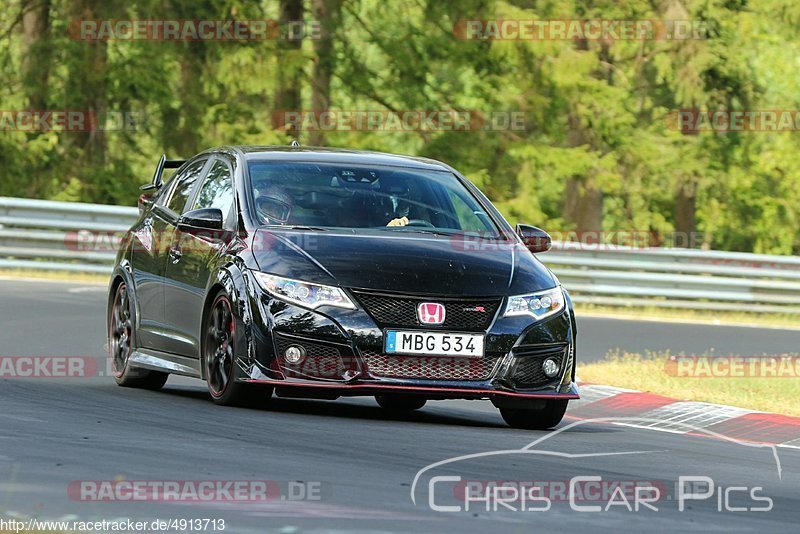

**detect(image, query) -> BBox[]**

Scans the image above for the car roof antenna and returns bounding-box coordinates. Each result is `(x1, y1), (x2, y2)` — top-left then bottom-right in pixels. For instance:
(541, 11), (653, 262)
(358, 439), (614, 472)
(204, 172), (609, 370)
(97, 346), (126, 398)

(290, 139), (300, 147)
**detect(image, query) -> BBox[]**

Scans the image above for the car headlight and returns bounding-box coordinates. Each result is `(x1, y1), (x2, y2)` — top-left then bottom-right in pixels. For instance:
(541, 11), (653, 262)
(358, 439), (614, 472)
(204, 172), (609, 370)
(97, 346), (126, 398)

(503, 286), (565, 321)
(253, 272), (355, 310)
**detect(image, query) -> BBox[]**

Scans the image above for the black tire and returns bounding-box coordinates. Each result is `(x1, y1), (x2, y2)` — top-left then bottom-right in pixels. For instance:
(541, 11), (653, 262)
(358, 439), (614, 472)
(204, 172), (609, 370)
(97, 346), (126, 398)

(203, 290), (270, 407)
(375, 395), (427, 411)
(500, 400), (569, 430)
(109, 281), (169, 390)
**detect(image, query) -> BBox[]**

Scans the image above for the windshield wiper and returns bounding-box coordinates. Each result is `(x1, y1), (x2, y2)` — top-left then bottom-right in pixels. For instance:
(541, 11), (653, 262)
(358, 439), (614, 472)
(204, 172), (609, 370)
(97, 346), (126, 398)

(379, 227), (505, 239)
(378, 227), (468, 238)
(262, 225), (329, 231)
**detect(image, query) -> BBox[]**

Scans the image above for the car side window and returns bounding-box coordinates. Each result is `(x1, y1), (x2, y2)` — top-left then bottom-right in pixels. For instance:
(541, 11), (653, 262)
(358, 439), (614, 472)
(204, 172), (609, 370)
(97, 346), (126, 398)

(149, 169), (176, 206)
(163, 158), (208, 214)
(191, 160), (235, 225)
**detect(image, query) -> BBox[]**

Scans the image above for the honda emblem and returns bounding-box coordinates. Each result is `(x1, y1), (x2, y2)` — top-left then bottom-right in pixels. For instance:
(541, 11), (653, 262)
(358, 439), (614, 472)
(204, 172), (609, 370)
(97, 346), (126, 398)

(417, 302), (446, 325)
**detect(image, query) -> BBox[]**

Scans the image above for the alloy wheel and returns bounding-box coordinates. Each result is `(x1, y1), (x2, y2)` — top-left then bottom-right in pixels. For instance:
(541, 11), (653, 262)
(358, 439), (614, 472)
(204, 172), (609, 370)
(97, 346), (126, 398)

(110, 283), (133, 377)
(205, 295), (235, 397)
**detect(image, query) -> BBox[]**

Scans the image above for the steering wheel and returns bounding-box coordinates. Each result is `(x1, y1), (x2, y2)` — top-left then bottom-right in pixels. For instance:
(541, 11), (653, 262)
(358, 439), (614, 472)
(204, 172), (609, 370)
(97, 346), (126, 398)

(405, 219), (435, 228)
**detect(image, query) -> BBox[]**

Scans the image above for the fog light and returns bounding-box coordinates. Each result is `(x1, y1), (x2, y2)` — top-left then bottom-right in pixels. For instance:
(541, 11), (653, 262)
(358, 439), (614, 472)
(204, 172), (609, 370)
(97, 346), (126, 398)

(542, 358), (560, 378)
(284, 345), (306, 365)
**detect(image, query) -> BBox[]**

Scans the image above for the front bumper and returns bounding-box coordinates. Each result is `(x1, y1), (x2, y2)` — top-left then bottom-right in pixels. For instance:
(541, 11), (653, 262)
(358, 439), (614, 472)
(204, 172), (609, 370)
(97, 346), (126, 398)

(238, 276), (579, 401)
(243, 379), (580, 401)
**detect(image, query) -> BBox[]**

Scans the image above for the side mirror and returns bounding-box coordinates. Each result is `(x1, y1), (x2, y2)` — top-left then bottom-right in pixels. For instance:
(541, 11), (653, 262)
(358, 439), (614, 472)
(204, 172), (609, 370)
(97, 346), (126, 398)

(138, 193), (154, 215)
(178, 208), (224, 232)
(516, 224), (551, 253)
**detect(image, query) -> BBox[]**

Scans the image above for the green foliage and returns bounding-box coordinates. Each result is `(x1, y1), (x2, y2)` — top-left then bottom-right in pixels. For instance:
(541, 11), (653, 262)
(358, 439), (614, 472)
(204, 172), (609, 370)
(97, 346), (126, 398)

(0, 0), (798, 253)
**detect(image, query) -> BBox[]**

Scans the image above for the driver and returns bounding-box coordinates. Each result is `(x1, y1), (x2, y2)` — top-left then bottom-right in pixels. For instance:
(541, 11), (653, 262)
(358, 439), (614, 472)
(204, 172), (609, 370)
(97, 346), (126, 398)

(383, 183), (412, 226)
(254, 183), (422, 227)
(254, 185), (293, 224)
(386, 216), (409, 226)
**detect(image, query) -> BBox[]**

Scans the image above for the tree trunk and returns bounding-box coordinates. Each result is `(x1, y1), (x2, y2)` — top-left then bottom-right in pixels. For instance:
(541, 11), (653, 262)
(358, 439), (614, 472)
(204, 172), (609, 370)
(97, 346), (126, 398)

(21, 0), (51, 109)
(170, 41), (207, 156)
(564, 177), (603, 237)
(162, 0), (214, 156)
(65, 0), (108, 172)
(560, 36), (604, 237)
(273, 0), (304, 139)
(563, 113), (603, 237)
(309, 0), (341, 146)
(674, 179), (698, 248)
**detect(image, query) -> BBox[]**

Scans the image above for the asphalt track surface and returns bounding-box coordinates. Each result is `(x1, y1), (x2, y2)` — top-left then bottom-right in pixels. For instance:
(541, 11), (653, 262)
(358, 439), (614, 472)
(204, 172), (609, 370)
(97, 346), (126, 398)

(0, 279), (798, 532)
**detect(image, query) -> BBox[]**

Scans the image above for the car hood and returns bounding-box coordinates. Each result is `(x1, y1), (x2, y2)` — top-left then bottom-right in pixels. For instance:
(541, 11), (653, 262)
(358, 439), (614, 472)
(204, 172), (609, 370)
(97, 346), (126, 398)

(251, 229), (557, 297)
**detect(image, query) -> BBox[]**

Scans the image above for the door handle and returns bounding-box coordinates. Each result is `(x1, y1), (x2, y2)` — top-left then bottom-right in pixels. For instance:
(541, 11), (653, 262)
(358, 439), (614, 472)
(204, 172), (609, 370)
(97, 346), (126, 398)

(169, 247), (182, 263)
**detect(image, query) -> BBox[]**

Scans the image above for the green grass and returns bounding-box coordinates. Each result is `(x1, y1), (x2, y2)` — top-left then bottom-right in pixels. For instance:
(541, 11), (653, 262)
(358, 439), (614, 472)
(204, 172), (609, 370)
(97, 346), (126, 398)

(580, 350), (800, 417)
(0, 269), (109, 285)
(575, 303), (800, 329)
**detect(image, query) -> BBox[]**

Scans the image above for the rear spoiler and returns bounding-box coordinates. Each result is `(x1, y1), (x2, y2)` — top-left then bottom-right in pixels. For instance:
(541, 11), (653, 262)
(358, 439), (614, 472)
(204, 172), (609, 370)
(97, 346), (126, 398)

(140, 154), (186, 191)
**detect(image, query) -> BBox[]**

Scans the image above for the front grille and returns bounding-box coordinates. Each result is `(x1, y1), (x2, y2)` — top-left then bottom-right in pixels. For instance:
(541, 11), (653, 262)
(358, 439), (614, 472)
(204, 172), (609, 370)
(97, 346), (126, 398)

(510, 348), (565, 388)
(352, 291), (501, 331)
(273, 334), (351, 380)
(362, 350), (501, 381)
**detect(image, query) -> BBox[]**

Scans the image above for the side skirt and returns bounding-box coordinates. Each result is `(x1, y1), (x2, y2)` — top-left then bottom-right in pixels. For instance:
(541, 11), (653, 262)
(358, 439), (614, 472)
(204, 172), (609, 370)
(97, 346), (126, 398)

(129, 348), (202, 379)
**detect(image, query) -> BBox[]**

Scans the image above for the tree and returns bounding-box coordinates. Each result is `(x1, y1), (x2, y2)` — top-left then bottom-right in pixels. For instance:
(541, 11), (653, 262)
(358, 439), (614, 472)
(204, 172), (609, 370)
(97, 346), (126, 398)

(20, 0), (51, 109)
(274, 0), (305, 139)
(309, 0), (342, 146)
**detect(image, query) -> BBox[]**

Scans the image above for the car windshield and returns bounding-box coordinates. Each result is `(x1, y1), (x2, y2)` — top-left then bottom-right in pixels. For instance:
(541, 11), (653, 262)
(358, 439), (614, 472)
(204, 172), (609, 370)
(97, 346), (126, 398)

(247, 161), (501, 236)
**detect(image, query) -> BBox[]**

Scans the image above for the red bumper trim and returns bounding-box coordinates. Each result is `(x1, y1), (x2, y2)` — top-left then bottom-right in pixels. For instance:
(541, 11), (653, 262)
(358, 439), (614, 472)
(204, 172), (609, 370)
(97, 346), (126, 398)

(243, 379), (580, 399)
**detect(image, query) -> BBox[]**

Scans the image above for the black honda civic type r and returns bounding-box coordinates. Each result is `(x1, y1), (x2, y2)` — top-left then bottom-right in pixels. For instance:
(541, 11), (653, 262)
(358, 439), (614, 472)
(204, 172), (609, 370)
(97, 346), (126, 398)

(108, 146), (579, 429)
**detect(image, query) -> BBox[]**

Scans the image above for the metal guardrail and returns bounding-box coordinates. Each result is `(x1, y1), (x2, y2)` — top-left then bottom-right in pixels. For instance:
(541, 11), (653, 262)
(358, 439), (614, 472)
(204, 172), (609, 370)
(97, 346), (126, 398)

(1, 196), (799, 313)
(547, 242), (800, 313)
(0, 197), (135, 275)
